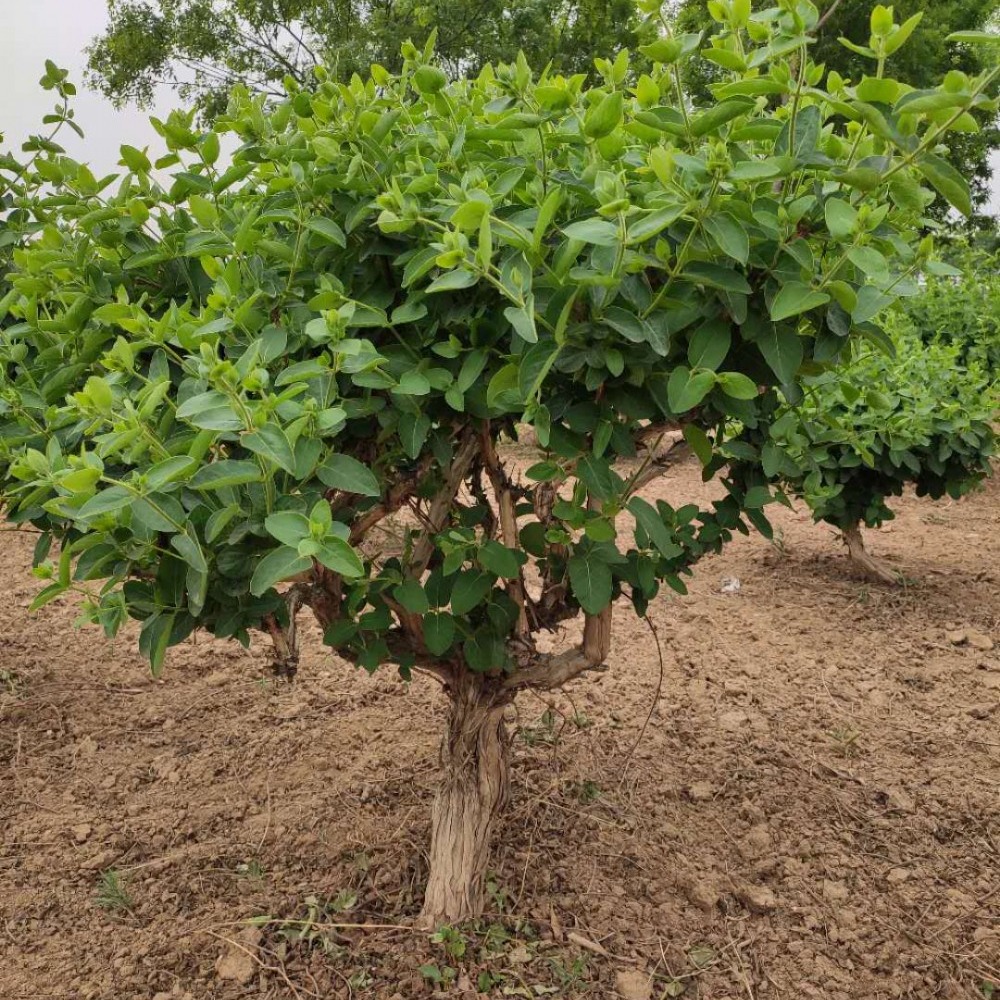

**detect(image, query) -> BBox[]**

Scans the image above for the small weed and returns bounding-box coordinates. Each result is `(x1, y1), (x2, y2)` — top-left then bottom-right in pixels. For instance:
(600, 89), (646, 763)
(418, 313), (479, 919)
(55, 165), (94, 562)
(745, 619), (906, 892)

(571, 711), (593, 730)
(96, 868), (133, 913)
(235, 859), (266, 879)
(267, 892), (356, 955)
(485, 874), (512, 915)
(419, 962), (456, 986)
(349, 969), (373, 989)
(430, 924), (467, 959)
(829, 725), (862, 757)
(568, 779), (602, 804)
(519, 709), (558, 747)
(548, 953), (589, 990)
(0, 669), (22, 696)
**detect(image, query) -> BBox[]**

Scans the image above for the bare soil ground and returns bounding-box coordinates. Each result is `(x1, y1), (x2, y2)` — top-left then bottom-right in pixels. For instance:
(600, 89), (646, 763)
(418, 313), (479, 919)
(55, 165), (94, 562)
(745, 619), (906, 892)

(2, 456), (999, 1000)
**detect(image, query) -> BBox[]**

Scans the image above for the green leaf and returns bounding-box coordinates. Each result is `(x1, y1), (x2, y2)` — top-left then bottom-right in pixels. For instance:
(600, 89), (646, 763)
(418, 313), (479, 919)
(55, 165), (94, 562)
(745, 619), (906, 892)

(176, 390), (242, 431)
(505, 302), (538, 343)
(690, 98), (754, 137)
(946, 31), (1000, 44)
(76, 486), (132, 520)
(484, 362), (519, 410)
(716, 371), (759, 399)
(916, 152), (972, 216)
(317, 454), (380, 496)
(314, 539), (365, 578)
(399, 413), (431, 458)
(824, 198), (858, 240)
(568, 551), (613, 615)
(770, 282), (830, 322)
(30, 582), (68, 612)
(450, 570), (494, 615)
(626, 205), (685, 244)
(145, 456), (197, 490)
(264, 511), (311, 547)
(687, 320), (731, 371)
(667, 366), (716, 413)
(306, 217), (347, 248)
(393, 577), (429, 613)
(250, 547), (312, 596)
(683, 425), (713, 467)
(243, 424), (297, 475)
(703, 214), (749, 265)
(426, 269), (478, 293)
(628, 497), (682, 558)
(583, 91), (623, 139)
(756, 324), (804, 383)
(562, 218), (619, 246)
(423, 612), (456, 655)
(171, 523), (208, 573)
(478, 540), (525, 580)
(190, 460), (261, 491)
(683, 261), (751, 294)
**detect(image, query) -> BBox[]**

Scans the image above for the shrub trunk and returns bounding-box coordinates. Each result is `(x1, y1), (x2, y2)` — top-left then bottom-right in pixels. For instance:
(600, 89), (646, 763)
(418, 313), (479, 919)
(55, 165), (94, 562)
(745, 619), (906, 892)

(842, 522), (901, 585)
(418, 675), (510, 927)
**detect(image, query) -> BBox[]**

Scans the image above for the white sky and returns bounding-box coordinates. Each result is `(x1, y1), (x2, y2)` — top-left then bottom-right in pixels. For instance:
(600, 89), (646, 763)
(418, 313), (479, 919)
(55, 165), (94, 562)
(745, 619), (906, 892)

(2, 0), (999, 214)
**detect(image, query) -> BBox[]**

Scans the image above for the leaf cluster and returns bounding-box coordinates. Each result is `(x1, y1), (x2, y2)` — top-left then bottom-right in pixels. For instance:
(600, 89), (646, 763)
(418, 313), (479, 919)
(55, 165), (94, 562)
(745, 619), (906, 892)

(2, 2), (994, 678)
(752, 324), (997, 531)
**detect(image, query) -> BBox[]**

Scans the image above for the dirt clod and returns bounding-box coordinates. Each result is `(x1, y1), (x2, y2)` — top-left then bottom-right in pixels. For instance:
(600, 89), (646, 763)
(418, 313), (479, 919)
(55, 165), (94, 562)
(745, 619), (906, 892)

(214, 928), (261, 984)
(736, 884), (778, 914)
(615, 968), (653, 1000)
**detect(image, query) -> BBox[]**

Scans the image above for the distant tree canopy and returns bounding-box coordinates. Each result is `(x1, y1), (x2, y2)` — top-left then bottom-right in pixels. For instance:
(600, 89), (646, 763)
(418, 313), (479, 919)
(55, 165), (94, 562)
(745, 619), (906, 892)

(672, 0), (1000, 223)
(85, 0), (655, 119)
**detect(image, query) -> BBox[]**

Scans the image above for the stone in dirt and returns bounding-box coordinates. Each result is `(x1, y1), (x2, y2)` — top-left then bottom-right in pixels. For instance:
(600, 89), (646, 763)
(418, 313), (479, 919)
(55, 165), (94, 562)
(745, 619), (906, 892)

(682, 878), (720, 912)
(615, 968), (653, 1000)
(736, 884), (778, 913)
(215, 928), (261, 984)
(967, 630), (995, 651)
(687, 781), (715, 802)
(823, 879), (849, 902)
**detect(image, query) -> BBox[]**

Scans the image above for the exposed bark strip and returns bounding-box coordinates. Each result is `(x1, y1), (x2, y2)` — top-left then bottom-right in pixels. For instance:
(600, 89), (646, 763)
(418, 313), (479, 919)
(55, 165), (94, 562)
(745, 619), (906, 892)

(481, 424), (529, 634)
(418, 676), (510, 927)
(842, 523), (902, 585)
(411, 433), (479, 576)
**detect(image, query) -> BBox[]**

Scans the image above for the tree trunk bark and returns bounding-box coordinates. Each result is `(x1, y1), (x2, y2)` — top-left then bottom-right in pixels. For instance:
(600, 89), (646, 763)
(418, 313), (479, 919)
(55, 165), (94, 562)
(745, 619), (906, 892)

(842, 522), (901, 585)
(418, 676), (510, 928)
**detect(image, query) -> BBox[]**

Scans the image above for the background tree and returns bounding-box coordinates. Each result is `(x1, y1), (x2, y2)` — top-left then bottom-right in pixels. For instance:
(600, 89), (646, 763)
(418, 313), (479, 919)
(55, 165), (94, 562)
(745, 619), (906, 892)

(86, 0), (655, 119)
(671, 0), (1000, 222)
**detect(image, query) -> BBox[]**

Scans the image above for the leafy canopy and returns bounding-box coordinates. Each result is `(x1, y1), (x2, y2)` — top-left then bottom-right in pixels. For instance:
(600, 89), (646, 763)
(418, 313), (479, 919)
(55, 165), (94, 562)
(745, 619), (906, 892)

(750, 324), (997, 532)
(672, 0), (1000, 222)
(1, 1), (997, 682)
(85, 0), (655, 120)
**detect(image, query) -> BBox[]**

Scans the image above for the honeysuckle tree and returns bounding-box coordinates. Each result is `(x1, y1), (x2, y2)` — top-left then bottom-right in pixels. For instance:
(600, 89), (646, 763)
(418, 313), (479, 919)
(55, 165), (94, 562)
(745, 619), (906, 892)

(2, 2), (997, 925)
(745, 329), (997, 583)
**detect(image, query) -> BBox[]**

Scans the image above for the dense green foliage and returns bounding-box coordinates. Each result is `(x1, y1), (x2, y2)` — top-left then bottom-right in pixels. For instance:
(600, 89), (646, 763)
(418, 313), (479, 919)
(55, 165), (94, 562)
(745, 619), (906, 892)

(752, 326), (997, 535)
(897, 244), (1000, 376)
(86, 0), (654, 119)
(2, 1), (995, 673)
(673, 0), (1000, 221)
(3, 0), (998, 922)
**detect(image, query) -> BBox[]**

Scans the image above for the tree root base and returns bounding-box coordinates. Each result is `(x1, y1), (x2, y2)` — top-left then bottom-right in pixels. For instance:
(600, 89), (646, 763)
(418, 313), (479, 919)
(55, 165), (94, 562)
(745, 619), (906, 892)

(841, 524), (903, 585)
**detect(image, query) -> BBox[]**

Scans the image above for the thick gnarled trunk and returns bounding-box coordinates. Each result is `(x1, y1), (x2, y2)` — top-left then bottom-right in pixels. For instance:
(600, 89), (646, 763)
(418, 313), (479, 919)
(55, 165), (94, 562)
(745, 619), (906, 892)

(842, 522), (902, 585)
(418, 678), (510, 927)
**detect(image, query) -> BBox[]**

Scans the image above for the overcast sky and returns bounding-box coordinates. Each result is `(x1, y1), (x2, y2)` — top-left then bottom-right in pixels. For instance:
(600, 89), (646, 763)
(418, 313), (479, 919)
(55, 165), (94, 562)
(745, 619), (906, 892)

(2, 0), (999, 215)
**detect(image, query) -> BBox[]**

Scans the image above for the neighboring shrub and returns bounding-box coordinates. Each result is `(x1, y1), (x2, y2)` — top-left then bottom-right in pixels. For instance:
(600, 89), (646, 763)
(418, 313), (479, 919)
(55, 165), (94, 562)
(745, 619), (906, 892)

(2, 3), (996, 924)
(897, 244), (1000, 378)
(754, 326), (997, 581)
